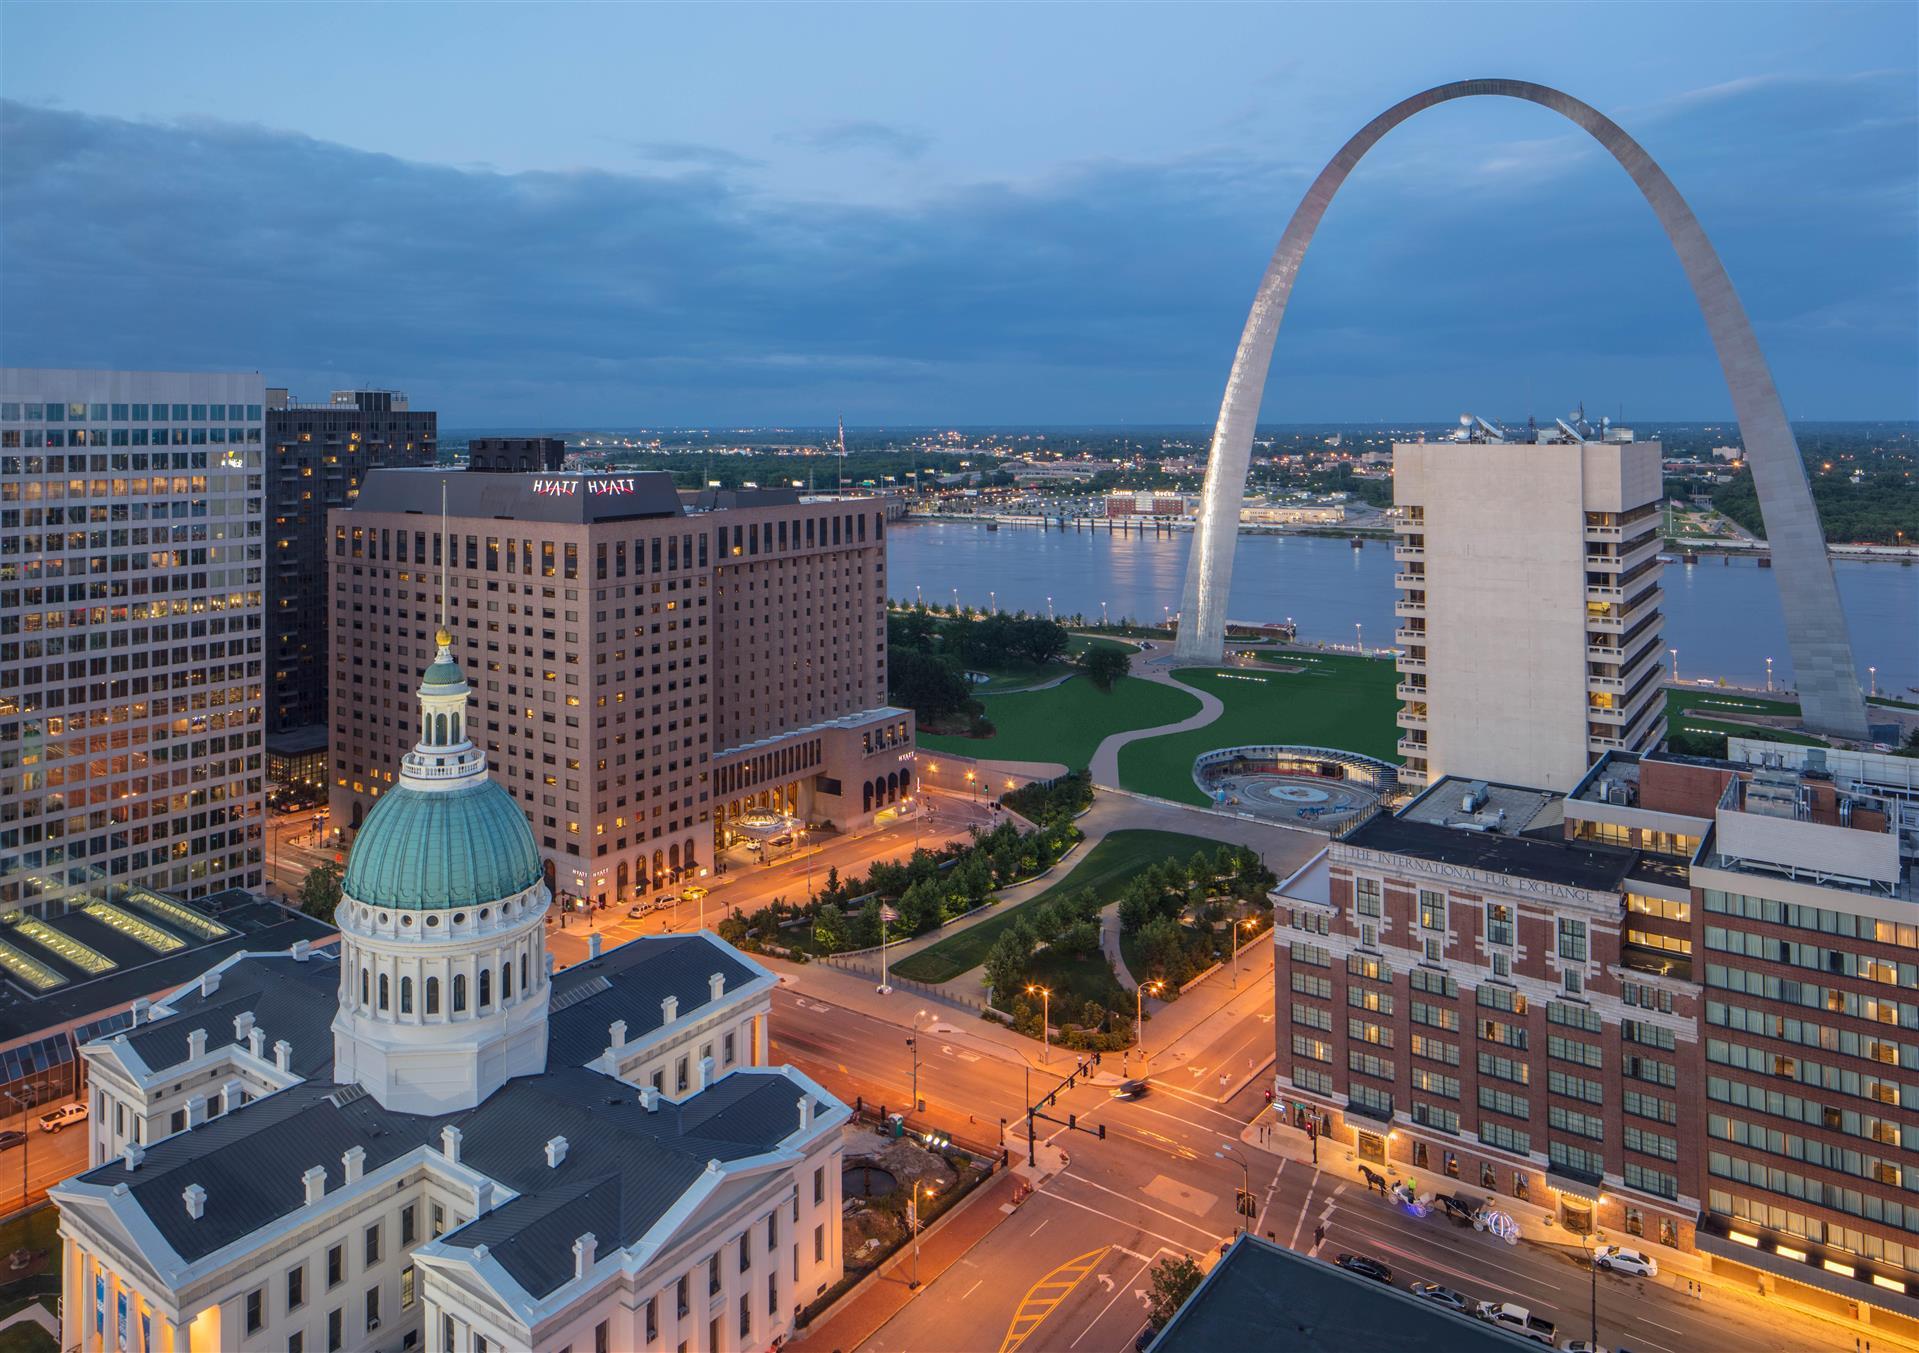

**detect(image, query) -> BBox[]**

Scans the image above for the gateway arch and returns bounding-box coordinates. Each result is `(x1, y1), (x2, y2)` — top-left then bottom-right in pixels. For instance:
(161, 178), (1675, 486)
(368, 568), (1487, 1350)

(1175, 78), (1869, 739)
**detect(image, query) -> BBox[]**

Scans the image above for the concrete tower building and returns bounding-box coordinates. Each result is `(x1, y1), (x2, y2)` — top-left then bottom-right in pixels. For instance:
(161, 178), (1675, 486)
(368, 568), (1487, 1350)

(1393, 420), (1666, 795)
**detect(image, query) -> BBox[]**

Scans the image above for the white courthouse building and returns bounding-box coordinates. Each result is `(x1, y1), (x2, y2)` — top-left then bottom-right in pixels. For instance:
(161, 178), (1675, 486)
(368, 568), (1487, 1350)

(52, 632), (848, 1353)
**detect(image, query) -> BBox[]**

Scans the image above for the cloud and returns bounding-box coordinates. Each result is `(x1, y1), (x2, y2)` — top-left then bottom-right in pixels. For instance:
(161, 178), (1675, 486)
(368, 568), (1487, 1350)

(610, 139), (767, 171)
(799, 119), (931, 159)
(0, 81), (1911, 424)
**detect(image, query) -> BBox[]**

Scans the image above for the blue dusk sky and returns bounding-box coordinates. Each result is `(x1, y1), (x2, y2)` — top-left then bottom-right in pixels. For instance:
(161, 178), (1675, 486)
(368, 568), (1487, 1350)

(1, 2), (1914, 426)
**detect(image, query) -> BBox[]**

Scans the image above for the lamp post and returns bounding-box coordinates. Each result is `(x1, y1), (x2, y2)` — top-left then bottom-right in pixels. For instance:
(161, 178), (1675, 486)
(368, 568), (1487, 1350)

(1869, 665), (1878, 697)
(1230, 916), (1257, 988)
(907, 1008), (927, 1113)
(989, 590), (996, 615)
(1026, 984), (1051, 1064)
(1, 1089), (28, 1207)
(1101, 599), (1109, 626)
(1765, 656), (1773, 693)
(1354, 622), (1363, 653)
(1583, 1195), (1608, 1352)
(908, 1183), (935, 1289)
(1134, 979), (1164, 1073)
(1668, 648), (1679, 682)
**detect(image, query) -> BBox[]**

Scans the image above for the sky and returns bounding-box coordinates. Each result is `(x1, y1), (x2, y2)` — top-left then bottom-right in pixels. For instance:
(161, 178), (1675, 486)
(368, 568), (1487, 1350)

(1, 2), (1914, 426)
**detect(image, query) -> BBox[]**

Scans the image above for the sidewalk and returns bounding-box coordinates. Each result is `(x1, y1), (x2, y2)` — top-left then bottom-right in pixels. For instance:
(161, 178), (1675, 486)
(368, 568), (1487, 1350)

(798, 1169), (1023, 1351)
(1237, 1106), (1919, 1352)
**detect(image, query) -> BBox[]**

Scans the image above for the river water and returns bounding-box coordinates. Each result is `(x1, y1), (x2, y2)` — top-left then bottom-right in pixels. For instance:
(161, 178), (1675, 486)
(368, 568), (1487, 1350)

(886, 520), (1919, 694)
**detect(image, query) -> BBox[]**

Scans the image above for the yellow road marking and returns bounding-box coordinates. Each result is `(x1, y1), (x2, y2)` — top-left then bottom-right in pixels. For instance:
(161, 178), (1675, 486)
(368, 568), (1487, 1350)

(999, 1246), (1110, 1353)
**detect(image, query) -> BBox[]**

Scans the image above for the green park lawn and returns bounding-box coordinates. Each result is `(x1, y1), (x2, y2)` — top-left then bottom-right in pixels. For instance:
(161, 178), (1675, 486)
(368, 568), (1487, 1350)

(916, 674), (1200, 770)
(1662, 689), (1827, 747)
(890, 829), (1217, 985)
(1117, 656), (1401, 804)
(1025, 948), (1133, 1019)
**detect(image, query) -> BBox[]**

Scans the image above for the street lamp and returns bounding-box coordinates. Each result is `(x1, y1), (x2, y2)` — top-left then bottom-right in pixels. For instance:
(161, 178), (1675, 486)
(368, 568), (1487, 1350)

(1, 1088), (32, 1207)
(1668, 648), (1679, 682)
(1583, 1194), (1609, 1350)
(907, 1008), (928, 1113)
(1026, 984), (1052, 1064)
(908, 1182), (936, 1289)
(1134, 979), (1164, 1072)
(1869, 665), (1878, 697)
(1354, 622), (1363, 653)
(1101, 600), (1109, 626)
(1230, 916), (1258, 988)
(1765, 656), (1773, 693)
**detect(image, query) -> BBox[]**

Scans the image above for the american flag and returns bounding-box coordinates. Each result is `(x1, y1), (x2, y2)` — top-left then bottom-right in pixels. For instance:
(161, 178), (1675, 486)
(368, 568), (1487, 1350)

(880, 905), (899, 923)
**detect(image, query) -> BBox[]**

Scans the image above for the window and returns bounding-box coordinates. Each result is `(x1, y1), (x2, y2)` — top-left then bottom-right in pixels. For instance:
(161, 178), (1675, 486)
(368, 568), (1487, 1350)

(724, 1032), (737, 1065)
(431, 1204), (446, 1238)
(814, 1166), (825, 1204)
(327, 1245), (344, 1289)
(327, 1308), (343, 1353)
(815, 1224), (825, 1263)
(401, 1204), (417, 1246)
(425, 978), (440, 1016)
(401, 1266), (415, 1311)
(1486, 903), (1514, 947)
(1478, 1119), (1531, 1155)
(644, 1301), (657, 1343)
(365, 1286), (381, 1331)
(290, 1334), (304, 1353)
(365, 1222), (382, 1266)
(739, 1293), (751, 1339)
(1558, 917), (1588, 962)
(453, 974), (468, 1012)
(740, 1235), (752, 1272)
(596, 1319), (611, 1353)
(288, 1264), (306, 1311)
(1355, 877), (1382, 919)
(709, 1254), (722, 1295)
(677, 1275), (690, 1318)
(247, 1288), (264, 1334)
(1419, 890), (1447, 931)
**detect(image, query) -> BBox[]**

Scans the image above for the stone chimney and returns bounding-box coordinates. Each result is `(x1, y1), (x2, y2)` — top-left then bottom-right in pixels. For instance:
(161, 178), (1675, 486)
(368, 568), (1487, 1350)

(441, 1125), (463, 1165)
(183, 1184), (206, 1220)
(200, 970), (221, 998)
(545, 1136), (569, 1169)
(233, 1011), (255, 1044)
(698, 1055), (715, 1091)
(185, 1095), (208, 1128)
(641, 1086), (661, 1112)
(588, 933), (603, 960)
(123, 1143), (146, 1172)
(607, 1020), (628, 1054)
(291, 939), (311, 962)
(220, 1079), (244, 1116)
(247, 1028), (266, 1060)
(131, 998), (151, 1026)
(709, 972), (725, 1002)
(302, 1165), (327, 1206)
(475, 1180), (495, 1214)
(798, 1096), (814, 1131)
(546, 953), (557, 979)
(274, 1040), (292, 1073)
(661, 994), (678, 1024)
(186, 1028), (207, 1060)
(342, 1146), (365, 1184)
(572, 1233), (597, 1280)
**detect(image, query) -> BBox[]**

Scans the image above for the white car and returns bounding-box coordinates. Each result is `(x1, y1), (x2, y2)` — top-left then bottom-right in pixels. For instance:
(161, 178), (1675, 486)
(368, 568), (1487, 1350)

(1559, 1340), (1609, 1353)
(1592, 1244), (1659, 1278)
(1475, 1302), (1556, 1347)
(37, 1102), (88, 1133)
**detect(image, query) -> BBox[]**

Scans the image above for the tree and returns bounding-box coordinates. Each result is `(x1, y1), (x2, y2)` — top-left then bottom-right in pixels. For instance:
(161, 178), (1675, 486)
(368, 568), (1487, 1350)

(983, 930), (1030, 1008)
(811, 904), (846, 953)
(1146, 1254), (1205, 1330)
(297, 863), (342, 923)
(888, 649), (976, 724)
(1083, 644), (1131, 691)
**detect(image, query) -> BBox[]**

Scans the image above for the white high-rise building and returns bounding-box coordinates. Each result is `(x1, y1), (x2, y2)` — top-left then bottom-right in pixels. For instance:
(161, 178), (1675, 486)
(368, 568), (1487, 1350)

(1392, 419), (1666, 793)
(0, 370), (267, 916)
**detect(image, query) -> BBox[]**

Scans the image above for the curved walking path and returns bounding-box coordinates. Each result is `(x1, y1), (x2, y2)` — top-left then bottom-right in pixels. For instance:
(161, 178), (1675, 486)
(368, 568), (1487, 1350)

(1087, 655), (1224, 789)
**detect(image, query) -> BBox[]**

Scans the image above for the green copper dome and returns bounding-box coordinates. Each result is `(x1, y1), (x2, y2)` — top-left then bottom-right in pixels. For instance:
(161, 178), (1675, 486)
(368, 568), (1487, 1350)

(342, 781), (544, 910)
(420, 659), (466, 689)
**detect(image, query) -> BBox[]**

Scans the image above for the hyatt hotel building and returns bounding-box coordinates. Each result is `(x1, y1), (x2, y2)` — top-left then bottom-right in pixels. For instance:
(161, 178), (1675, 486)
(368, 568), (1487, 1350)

(328, 465), (913, 907)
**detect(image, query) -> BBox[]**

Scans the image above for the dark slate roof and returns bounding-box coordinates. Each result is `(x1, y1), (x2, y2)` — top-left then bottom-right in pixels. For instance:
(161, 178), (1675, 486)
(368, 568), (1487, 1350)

(120, 953), (341, 1080)
(1344, 815), (1639, 894)
(449, 1067), (808, 1298)
(546, 935), (764, 1067)
(0, 892), (332, 1043)
(1149, 1235), (1524, 1353)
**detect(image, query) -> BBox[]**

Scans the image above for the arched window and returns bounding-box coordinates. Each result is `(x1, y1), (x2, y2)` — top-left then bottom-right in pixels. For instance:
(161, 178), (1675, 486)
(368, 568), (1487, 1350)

(501, 962), (513, 1002)
(435, 712), (448, 745)
(361, 968), (370, 1006)
(478, 969), (492, 1008)
(453, 973), (468, 1013)
(426, 976), (441, 1015)
(400, 977), (414, 1015)
(863, 782), (874, 813)
(521, 952), (530, 990)
(451, 713), (461, 744)
(378, 973), (390, 1012)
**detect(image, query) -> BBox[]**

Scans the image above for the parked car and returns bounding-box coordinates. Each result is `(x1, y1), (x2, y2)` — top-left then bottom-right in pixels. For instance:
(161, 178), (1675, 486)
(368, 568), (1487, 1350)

(1592, 1245), (1658, 1278)
(1334, 1253), (1393, 1284)
(683, 886), (708, 900)
(1408, 1282), (1468, 1312)
(626, 902), (652, 919)
(1109, 1079), (1150, 1100)
(37, 1102), (87, 1133)
(654, 894), (680, 910)
(1559, 1341), (1609, 1353)
(0, 1130), (25, 1151)
(1475, 1302), (1555, 1346)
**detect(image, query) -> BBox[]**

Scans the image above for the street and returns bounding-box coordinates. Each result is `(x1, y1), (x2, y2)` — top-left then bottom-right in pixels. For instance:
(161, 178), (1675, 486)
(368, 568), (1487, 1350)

(773, 982), (1894, 1353)
(0, 1123), (89, 1219)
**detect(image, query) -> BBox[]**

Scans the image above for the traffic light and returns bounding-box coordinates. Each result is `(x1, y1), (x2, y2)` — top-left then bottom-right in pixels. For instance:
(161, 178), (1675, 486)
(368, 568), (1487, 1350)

(1093, 1051), (1102, 1066)
(1098, 1123), (1106, 1140)
(1068, 1113), (1077, 1130)
(1236, 1188), (1255, 1217)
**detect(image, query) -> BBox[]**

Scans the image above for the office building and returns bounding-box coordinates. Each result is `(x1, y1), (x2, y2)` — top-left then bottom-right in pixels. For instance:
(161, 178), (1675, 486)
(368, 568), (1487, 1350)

(54, 639), (847, 1353)
(0, 369), (267, 917)
(465, 437), (563, 473)
(1392, 419), (1665, 793)
(266, 388), (436, 742)
(328, 468), (909, 909)
(1273, 742), (1919, 1331)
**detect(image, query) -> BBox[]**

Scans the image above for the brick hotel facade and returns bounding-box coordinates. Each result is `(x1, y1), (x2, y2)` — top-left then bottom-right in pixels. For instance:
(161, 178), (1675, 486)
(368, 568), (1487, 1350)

(0, 369), (267, 918)
(1275, 747), (1919, 1330)
(328, 468), (911, 908)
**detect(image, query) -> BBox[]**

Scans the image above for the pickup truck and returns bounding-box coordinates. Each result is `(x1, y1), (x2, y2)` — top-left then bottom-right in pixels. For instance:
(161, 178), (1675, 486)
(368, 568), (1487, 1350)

(1474, 1300), (1555, 1346)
